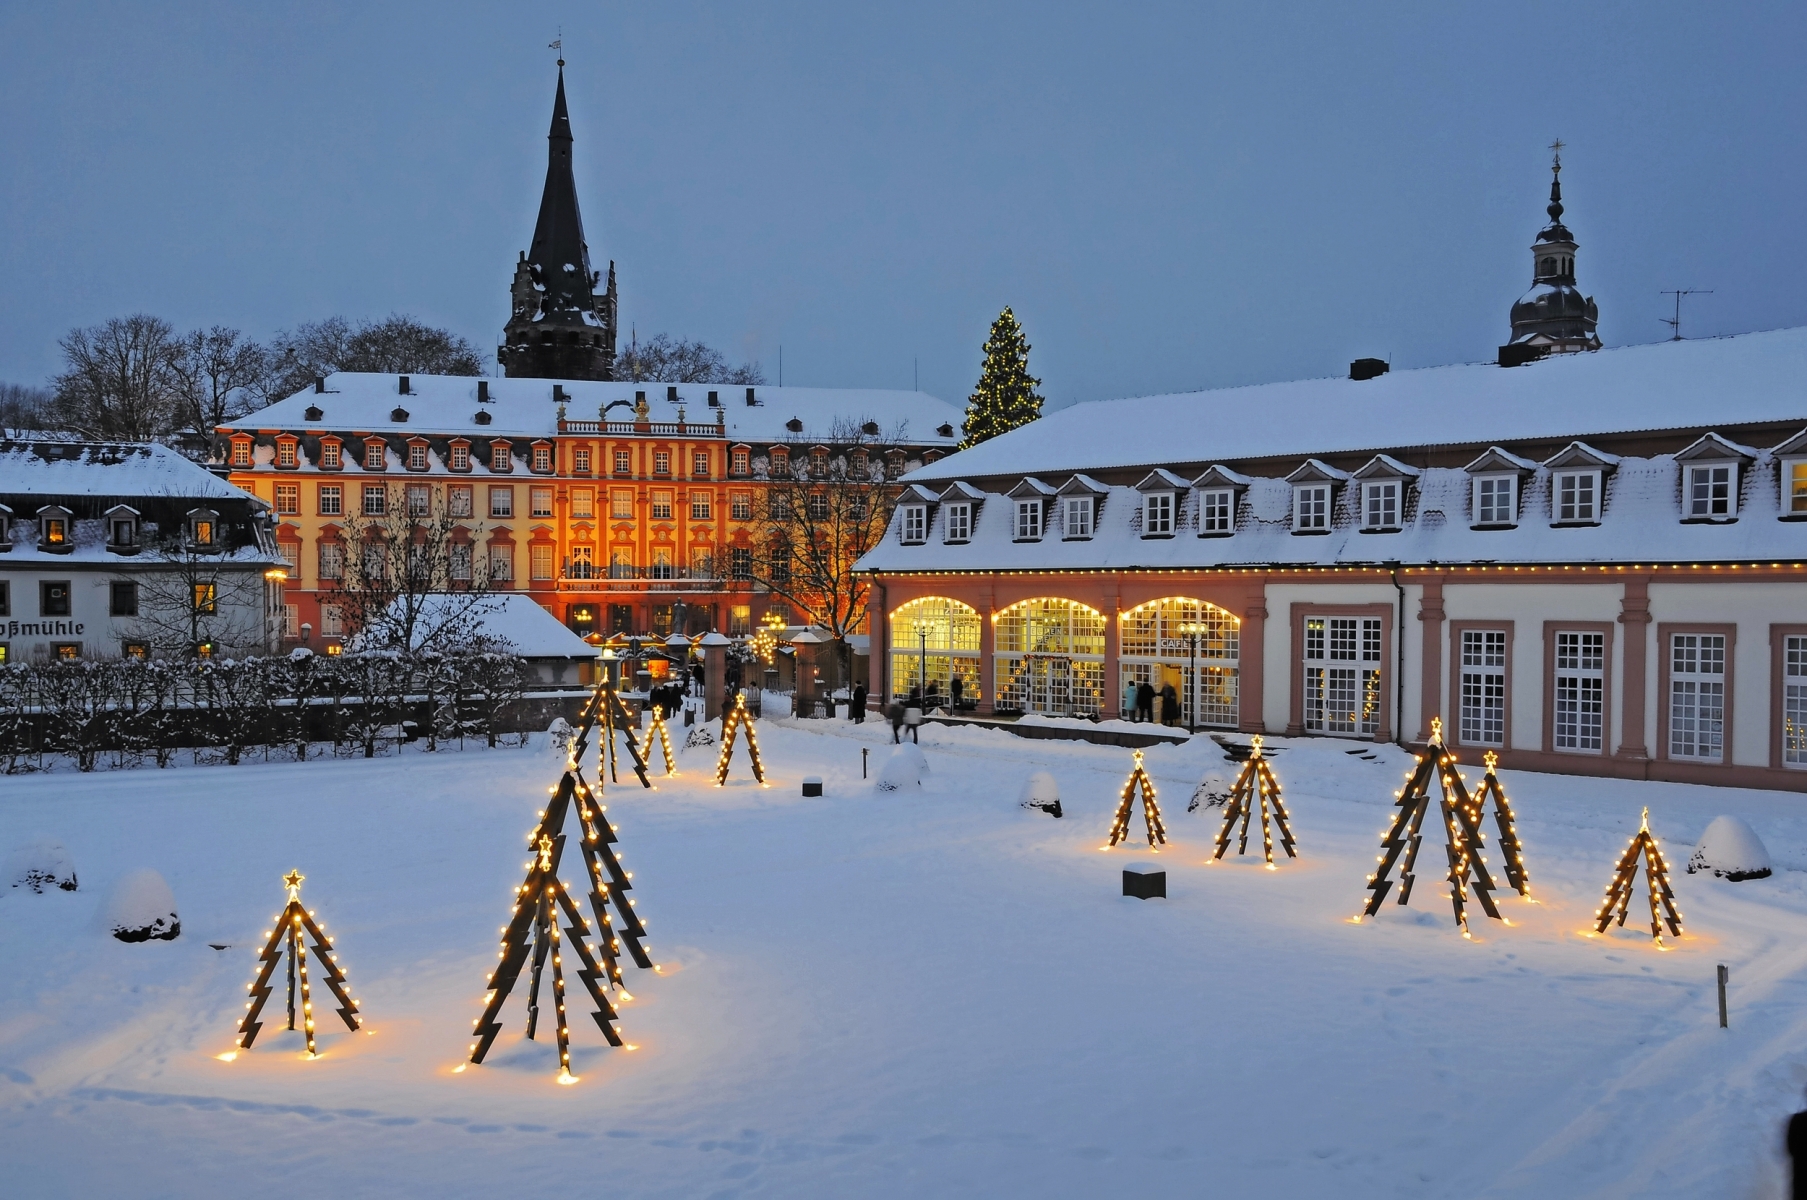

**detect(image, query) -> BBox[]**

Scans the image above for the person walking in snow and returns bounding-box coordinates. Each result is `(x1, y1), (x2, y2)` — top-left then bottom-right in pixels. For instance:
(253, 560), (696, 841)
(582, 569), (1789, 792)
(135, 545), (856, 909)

(1124, 679), (1138, 721)
(949, 674), (964, 711)
(1136, 680), (1156, 724)
(1160, 683), (1179, 727)
(888, 697), (905, 743)
(852, 682), (868, 722)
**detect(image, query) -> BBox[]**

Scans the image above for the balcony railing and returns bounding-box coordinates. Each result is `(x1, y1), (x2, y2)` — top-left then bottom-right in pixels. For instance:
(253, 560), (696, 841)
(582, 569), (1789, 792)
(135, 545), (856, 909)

(557, 418), (728, 437)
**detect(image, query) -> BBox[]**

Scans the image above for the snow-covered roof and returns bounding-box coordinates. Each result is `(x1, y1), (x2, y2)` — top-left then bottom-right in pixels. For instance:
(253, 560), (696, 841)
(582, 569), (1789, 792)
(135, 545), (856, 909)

(222, 373), (963, 449)
(860, 442), (1807, 572)
(903, 328), (1807, 484)
(402, 594), (599, 659)
(0, 440), (254, 502)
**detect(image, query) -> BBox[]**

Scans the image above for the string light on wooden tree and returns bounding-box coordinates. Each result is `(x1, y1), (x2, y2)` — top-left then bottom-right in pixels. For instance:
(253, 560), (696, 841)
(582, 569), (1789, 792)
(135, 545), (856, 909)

(1105, 749), (1167, 848)
(1353, 718), (1519, 938)
(647, 708), (677, 776)
(1592, 806), (1683, 946)
(1210, 735), (1297, 869)
(466, 677), (657, 1081)
(714, 692), (767, 786)
(597, 680), (653, 789)
(233, 870), (361, 1059)
(1471, 751), (1532, 899)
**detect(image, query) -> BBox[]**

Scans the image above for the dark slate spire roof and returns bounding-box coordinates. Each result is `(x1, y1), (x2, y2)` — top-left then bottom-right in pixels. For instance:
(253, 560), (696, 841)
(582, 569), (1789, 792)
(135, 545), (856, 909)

(527, 66), (597, 315)
(1536, 145), (1574, 245)
(1500, 142), (1600, 364)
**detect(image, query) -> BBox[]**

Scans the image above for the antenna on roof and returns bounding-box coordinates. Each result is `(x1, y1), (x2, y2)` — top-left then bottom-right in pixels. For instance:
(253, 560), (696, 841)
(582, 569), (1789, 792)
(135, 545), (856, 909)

(1659, 289), (1713, 341)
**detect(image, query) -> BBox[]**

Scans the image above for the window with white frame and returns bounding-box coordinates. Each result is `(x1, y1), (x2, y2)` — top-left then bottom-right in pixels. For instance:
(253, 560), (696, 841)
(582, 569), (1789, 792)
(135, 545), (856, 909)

(944, 502), (972, 543)
(1785, 461), (1807, 516)
(1553, 630), (1605, 752)
(408, 443), (427, 470)
(489, 486), (513, 518)
(1362, 480), (1400, 530)
(1294, 484), (1331, 532)
(450, 543), (472, 582)
(450, 444), (470, 471)
(1459, 630), (1507, 747)
(406, 484), (430, 517)
(1554, 470), (1600, 523)
(531, 543), (554, 580)
(1200, 488), (1233, 534)
(1785, 634), (1807, 767)
(1143, 492), (1174, 536)
(489, 547), (513, 581)
(1064, 496), (1093, 539)
(900, 504), (927, 543)
(1014, 499), (1042, 540)
(361, 484), (387, 516)
(570, 488), (593, 519)
(1474, 475), (1516, 525)
(321, 604), (343, 637)
(318, 542), (343, 580)
(1303, 616), (1382, 736)
(691, 491), (712, 520)
(448, 485), (472, 518)
(1669, 633), (1726, 761)
(531, 487), (553, 518)
(1685, 464), (1736, 519)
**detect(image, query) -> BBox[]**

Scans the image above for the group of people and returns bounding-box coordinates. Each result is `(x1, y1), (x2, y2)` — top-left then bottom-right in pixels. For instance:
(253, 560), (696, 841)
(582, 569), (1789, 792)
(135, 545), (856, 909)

(1126, 679), (1182, 727)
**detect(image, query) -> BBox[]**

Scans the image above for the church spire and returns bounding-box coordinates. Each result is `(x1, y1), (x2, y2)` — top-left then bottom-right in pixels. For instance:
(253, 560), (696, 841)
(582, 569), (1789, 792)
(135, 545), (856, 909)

(498, 62), (619, 382)
(1498, 141), (1601, 367)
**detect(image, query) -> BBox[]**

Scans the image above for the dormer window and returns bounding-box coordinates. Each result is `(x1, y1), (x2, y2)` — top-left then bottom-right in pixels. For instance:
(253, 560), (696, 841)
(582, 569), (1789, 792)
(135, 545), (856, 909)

(533, 445), (553, 473)
(900, 504), (928, 544)
(1143, 492), (1174, 536)
(1554, 470), (1600, 524)
(770, 449), (789, 477)
(811, 448), (828, 477)
(1014, 499), (1043, 541)
(276, 439), (298, 469)
(449, 442), (471, 472)
(319, 440), (341, 470)
(189, 508), (219, 550)
(1474, 476), (1517, 526)
(1199, 488), (1233, 534)
(1361, 480), (1400, 530)
(0, 504), (11, 549)
(1685, 463), (1736, 520)
(1294, 485), (1331, 532)
(113, 518), (135, 545)
(408, 442), (428, 471)
(105, 505), (140, 555)
(944, 502), (972, 543)
(885, 450), (905, 479)
(363, 440), (386, 470)
(1063, 496), (1093, 539)
(231, 438), (252, 468)
(38, 506), (72, 552)
(491, 442), (512, 473)
(732, 447), (751, 476)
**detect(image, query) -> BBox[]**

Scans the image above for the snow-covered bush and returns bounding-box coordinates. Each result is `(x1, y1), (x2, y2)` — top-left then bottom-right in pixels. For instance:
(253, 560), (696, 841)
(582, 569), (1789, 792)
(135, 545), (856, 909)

(547, 717), (575, 750)
(5, 838), (77, 892)
(99, 869), (180, 942)
(1018, 770), (1062, 817)
(1188, 770), (1234, 812)
(1687, 815), (1772, 881)
(683, 725), (717, 751)
(876, 745), (927, 791)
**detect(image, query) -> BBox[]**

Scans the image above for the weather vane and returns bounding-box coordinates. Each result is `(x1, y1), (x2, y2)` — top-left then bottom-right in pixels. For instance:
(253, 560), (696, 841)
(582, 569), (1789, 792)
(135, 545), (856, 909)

(550, 29), (563, 67)
(1549, 138), (1565, 172)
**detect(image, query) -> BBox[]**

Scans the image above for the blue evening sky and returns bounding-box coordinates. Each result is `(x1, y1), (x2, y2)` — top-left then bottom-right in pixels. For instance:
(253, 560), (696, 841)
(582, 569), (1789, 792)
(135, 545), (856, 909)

(1, 1), (1802, 409)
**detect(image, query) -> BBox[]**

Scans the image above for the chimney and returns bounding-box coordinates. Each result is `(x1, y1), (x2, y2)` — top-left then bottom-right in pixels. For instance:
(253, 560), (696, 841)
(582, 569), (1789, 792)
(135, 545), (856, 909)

(666, 385), (678, 403)
(314, 376), (326, 394)
(1349, 358), (1389, 381)
(707, 390), (719, 406)
(745, 387), (757, 406)
(477, 380), (490, 402)
(553, 383), (567, 403)
(399, 375), (410, 394)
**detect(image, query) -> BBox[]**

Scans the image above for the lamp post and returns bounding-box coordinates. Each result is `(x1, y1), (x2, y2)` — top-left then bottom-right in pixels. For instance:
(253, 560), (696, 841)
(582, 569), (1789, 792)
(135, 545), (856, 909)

(1177, 620), (1207, 734)
(912, 618), (930, 698)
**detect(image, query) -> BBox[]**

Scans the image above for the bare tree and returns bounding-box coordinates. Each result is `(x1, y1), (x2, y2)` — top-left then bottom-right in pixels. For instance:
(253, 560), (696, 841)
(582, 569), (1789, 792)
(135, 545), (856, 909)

(0, 382), (55, 437)
(265, 314), (486, 399)
(614, 332), (765, 384)
(50, 315), (186, 440)
(171, 326), (269, 434)
(750, 419), (901, 676)
(127, 528), (271, 659)
(328, 483), (497, 653)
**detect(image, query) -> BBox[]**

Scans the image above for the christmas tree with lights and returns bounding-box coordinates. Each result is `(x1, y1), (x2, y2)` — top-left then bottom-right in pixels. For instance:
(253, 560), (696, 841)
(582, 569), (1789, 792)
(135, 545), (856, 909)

(958, 307), (1044, 448)
(1106, 748), (1167, 848)
(647, 708), (677, 776)
(1355, 718), (1517, 937)
(1593, 807), (1683, 944)
(466, 679), (655, 1081)
(234, 870), (361, 1057)
(1211, 736), (1298, 868)
(714, 692), (767, 785)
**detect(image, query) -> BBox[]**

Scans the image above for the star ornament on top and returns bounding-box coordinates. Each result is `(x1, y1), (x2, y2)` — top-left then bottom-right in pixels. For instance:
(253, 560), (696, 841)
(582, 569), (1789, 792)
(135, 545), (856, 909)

(283, 869), (305, 895)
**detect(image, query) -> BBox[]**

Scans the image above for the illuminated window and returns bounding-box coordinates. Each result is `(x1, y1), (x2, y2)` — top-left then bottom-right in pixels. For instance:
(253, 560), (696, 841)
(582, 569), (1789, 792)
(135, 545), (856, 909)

(691, 492), (713, 520)
(1786, 461), (1807, 515)
(730, 604), (751, 635)
(122, 641), (148, 659)
(651, 491), (673, 520)
(193, 582), (217, 614)
(56, 643), (82, 661)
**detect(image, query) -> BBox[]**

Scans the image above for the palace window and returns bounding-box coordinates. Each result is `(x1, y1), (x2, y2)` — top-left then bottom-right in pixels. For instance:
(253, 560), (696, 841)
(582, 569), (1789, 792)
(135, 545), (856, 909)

(489, 486), (513, 519)
(1143, 492), (1174, 537)
(731, 547), (753, 579)
(812, 449), (828, 477)
(731, 492), (753, 520)
(1200, 488), (1233, 535)
(1553, 630), (1606, 752)
(231, 440), (252, 467)
(944, 502), (972, 543)
(1669, 633), (1727, 761)
(1362, 481), (1399, 531)
(318, 485), (341, 515)
(533, 446), (553, 473)
(614, 448), (632, 475)
(732, 448), (750, 476)
(771, 449), (790, 476)
(275, 483), (299, 515)
(450, 543), (472, 582)
(807, 492), (829, 521)
(364, 441), (386, 470)
(490, 548), (513, 581)
(611, 490), (634, 520)
(1474, 475), (1516, 526)
(407, 484), (430, 517)
(1303, 616), (1382, 736)
(769, 492), (791, 521)
(321, 604), (344, 636)
(1554, 471), (1600, 523)
(730, 604), (751, 635)
(1784, 634), (1807, 767)
(693, 451), (711, 478)
(568, 544), (593, 579)
(277, 440), (297, 468)
(1459, 629), (1507, 747)
(654, 451), (671, 476)
(1784, 460), (1807, 516)
(1061, 496), (1091, 539)
(650, 548), (674, 580)
(1014, 499), (1042, 541)
(318, 543), (343, 580)
(531, 488), (553, 518)
(362, 485), (387, 516)
(571, 488), (594, 519)
(408, 443), (428, 471)
(692, 492), (713, 520)
(319, 442), (341, 470)
(609, 547), (634, 577)
(531, 544), (554, 580)
(651, 491), (673, 520)
(573, 447), (591, 474)
(1685, 464), (1736, 519)
(448, 485), (472, 518)
(1293, 484), (1331, 532)
(491, 444), (512, 472)
(900, 504), (927, 544)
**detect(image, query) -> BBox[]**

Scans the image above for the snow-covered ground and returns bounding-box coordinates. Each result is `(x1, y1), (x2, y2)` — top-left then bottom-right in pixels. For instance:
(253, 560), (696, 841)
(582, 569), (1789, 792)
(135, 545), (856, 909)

(3, 718), (1806, 1198)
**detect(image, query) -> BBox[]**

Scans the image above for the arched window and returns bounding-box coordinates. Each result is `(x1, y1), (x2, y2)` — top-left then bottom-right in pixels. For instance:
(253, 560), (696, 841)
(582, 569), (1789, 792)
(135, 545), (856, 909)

(1118, 597), (1241, 728)
(993, 598), (1106, 717)
(1539, 257), (1556, 277)
(890, 597), (982, 704)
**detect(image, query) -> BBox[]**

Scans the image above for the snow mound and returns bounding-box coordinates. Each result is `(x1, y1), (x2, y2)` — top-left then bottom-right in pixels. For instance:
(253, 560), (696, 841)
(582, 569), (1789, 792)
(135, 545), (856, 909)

(546, 717), (574, 749)
(5, 838), (78, 893)
(1687, 815), (1772, 881)
(1018, 770), (1062, 818)
(761, 690), (793, 718)
(98, 869), (181, 942)
(1188, 770), (1234, 812)
(876, 745), (928, 792)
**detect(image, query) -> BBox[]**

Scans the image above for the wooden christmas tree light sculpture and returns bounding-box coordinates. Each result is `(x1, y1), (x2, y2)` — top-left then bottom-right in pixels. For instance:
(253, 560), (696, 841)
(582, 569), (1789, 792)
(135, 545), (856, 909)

(235, 870), (361, 1058)
(647, 708), (677, 776)
(1354, 718), (1512, 938)
(1210, 735), (1297, 868)
(598, 681), (653, 789)
(714, 692), (767, 786)
(1593, 807), (1683, 945)
(466, 679), (657, 1081)
(1106, 749), (1167, 848)
(1472, 750), (1532, 899)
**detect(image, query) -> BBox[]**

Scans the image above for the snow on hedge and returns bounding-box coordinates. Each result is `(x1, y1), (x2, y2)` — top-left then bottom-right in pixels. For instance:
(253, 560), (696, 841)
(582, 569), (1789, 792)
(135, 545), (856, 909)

(1687, 815), (1772, 881)
(97, 869), (180, 942)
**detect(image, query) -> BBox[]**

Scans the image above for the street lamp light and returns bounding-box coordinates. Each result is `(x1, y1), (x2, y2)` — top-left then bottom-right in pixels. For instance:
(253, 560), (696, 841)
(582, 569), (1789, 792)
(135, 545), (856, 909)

(1177, 620), (1208, 734)
(911, 618), (931, 699)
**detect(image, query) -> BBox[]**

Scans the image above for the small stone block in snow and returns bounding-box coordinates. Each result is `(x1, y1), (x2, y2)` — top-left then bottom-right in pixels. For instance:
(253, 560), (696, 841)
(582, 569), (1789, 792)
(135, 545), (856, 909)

(1122, 863), (1166, 899)
(6, 839), (78, 893)
(1018, 770), (1062, 818)
(802, 776), (824, 797)
(1687, 815), (1772, 881)
(100, 868), (180, 942)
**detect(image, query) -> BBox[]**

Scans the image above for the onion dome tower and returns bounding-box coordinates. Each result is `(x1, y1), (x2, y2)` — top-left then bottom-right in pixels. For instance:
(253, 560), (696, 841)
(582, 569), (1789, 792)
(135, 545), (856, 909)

(1499, 142), (1602, 367)
(498, 61), (619, 381)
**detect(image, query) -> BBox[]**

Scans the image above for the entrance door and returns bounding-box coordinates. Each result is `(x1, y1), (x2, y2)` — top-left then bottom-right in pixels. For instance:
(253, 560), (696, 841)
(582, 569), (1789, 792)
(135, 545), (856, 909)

(1026, 656), (1074, 715)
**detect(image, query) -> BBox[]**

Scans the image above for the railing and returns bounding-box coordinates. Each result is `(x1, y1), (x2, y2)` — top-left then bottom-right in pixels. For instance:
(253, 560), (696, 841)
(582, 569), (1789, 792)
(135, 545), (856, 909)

(557, 419), (728, 437)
